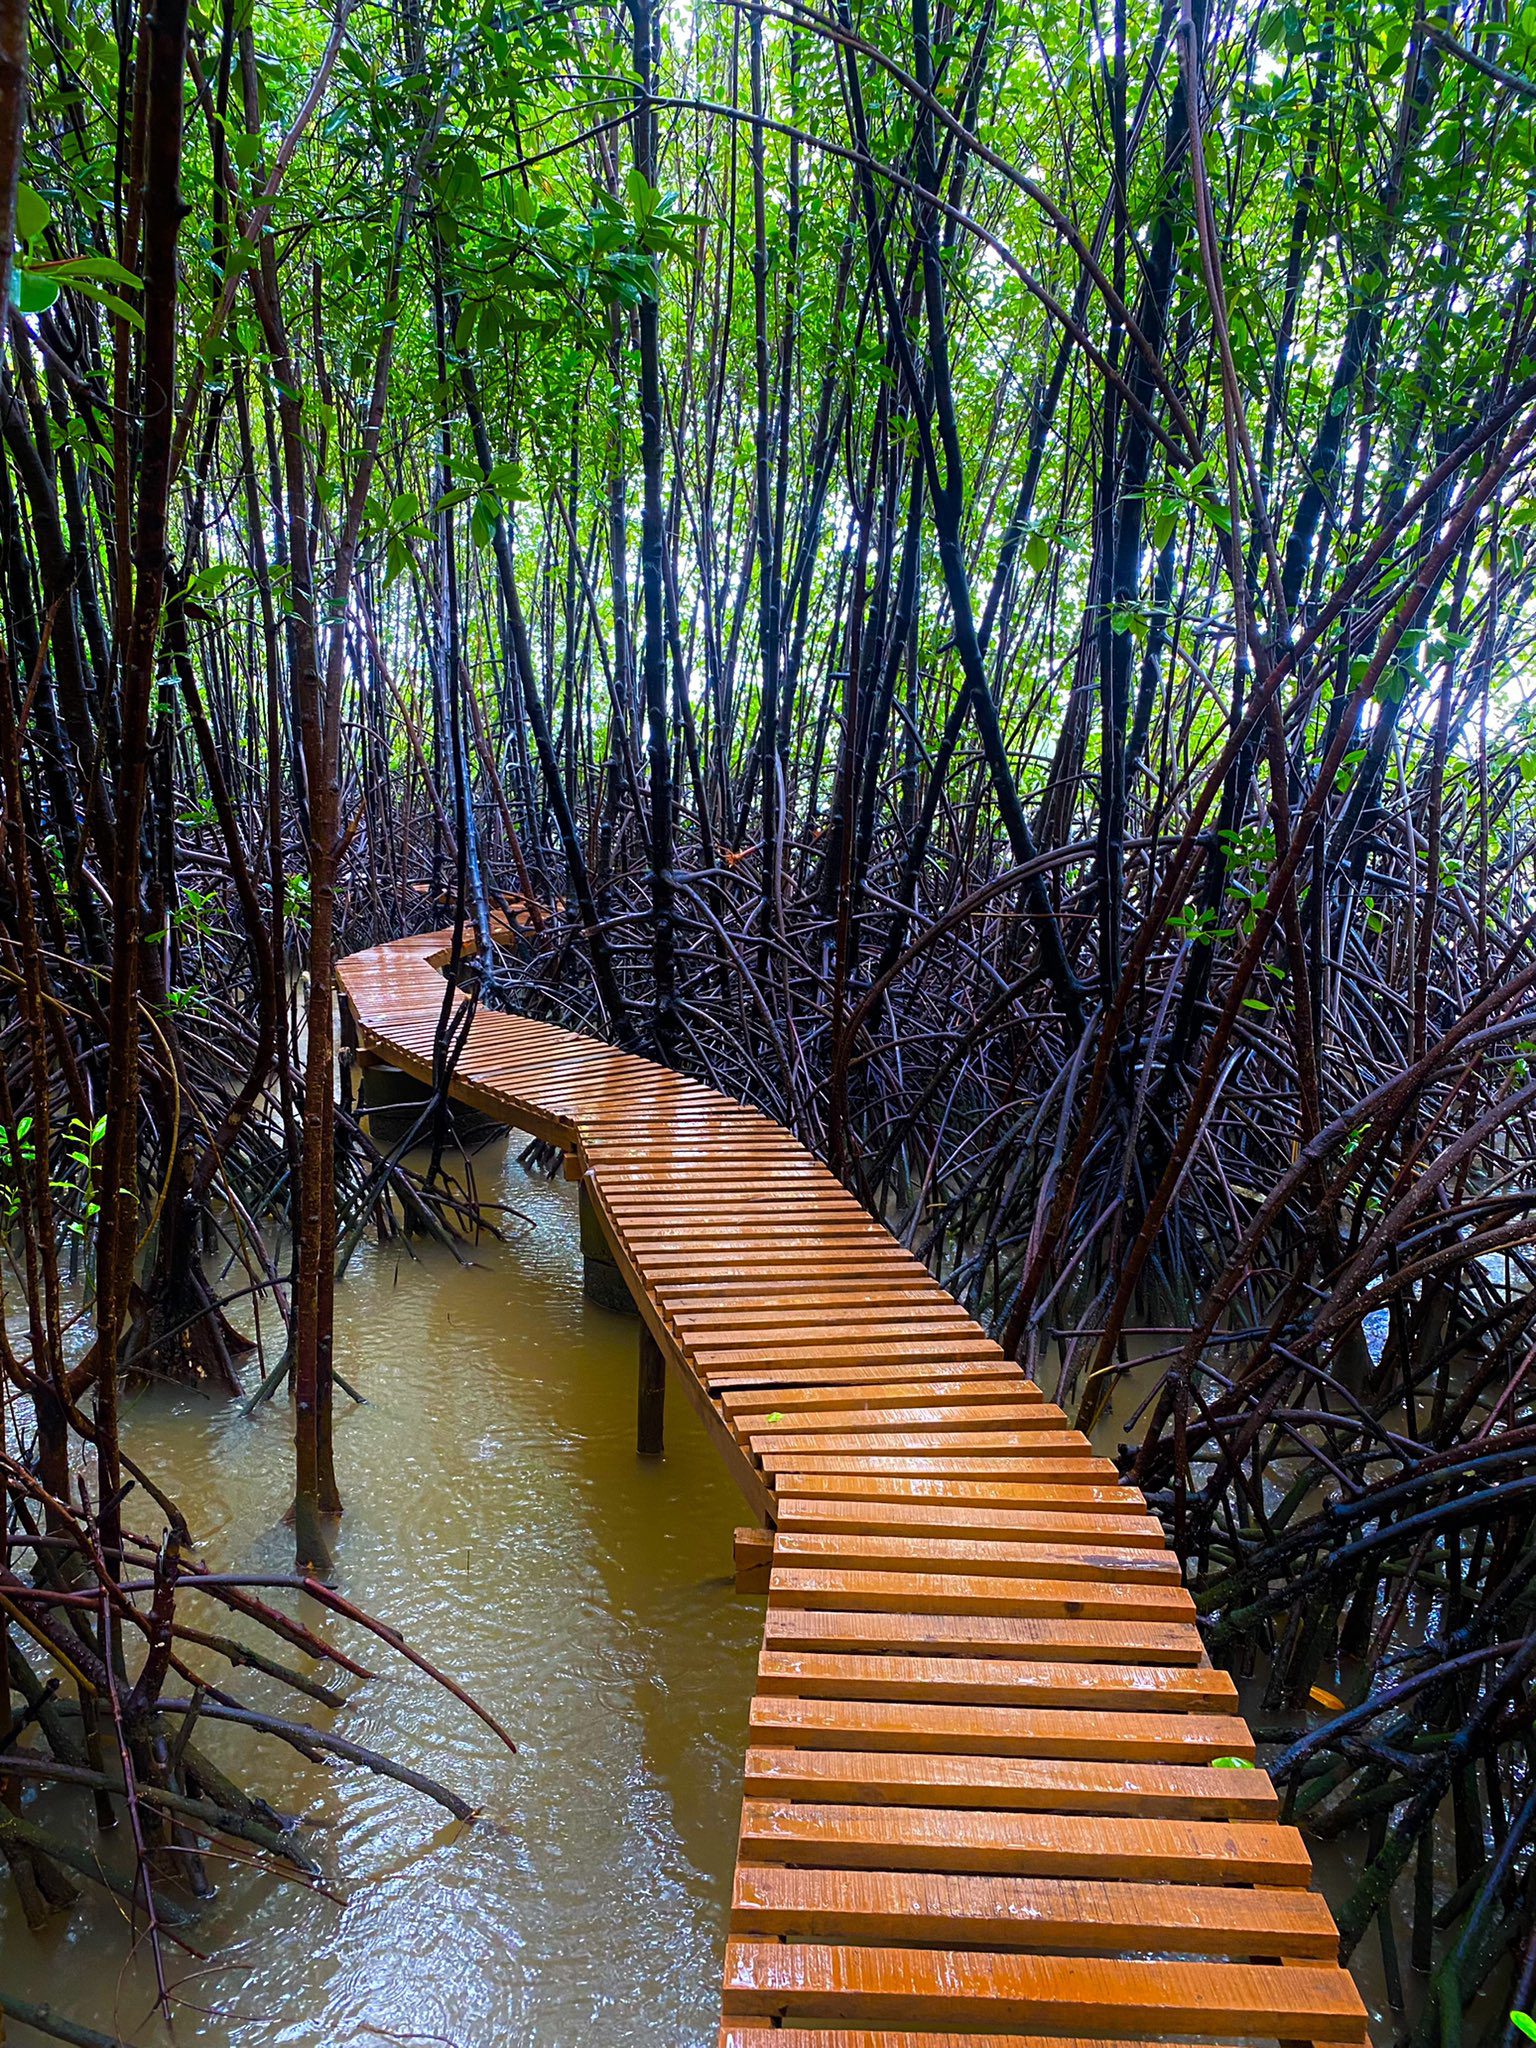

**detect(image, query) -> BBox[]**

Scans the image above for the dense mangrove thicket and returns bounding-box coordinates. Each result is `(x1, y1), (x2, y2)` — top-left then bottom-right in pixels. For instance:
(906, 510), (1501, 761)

(3, 0), (1536, 2032)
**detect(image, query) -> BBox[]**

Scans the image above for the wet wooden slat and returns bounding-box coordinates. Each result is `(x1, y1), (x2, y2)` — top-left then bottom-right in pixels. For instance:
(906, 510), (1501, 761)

(772, 1495), (1164, 1543)
(722, 2032), (1242, 2048)
(730, 1864), (1340, 1959)
(761, 1605), (1209, 1663)
(720, 1942), (1367, 2040)
(741, 1746), (1279, 1818)
(755, 1648), (1240, 1713)
(737, 1797), (1316, 1883)
(766, 1565), (1196, 1623)
(748, 1694), (1256, 1762)
(768, 1529), (1179, 1581)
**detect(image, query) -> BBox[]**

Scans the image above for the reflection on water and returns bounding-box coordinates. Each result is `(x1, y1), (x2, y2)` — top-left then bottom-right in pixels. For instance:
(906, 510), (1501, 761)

(0, 1151), (762, 2046)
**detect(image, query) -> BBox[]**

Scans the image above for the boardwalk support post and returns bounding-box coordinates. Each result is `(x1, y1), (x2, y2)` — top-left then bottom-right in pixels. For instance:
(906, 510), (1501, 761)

(579, 1179), (637, 1313)
(637, 1323), (665, 1455)
(354, 1061), (499, 1152)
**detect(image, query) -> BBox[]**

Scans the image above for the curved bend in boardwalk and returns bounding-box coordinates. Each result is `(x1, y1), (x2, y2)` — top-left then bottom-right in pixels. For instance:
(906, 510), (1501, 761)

(336, 929), (1369, 2048)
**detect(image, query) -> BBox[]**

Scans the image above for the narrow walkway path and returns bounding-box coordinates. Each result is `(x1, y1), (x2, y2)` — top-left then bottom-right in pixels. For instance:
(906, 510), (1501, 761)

(336, 930), (1369, 2048)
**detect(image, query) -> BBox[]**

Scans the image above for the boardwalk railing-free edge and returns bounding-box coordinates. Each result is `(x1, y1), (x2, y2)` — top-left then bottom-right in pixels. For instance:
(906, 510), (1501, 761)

(336, 928), (1370, 2048)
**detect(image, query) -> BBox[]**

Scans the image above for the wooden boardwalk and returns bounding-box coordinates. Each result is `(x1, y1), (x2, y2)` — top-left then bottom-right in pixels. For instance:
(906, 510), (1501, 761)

(336, 929), (1368, 2048)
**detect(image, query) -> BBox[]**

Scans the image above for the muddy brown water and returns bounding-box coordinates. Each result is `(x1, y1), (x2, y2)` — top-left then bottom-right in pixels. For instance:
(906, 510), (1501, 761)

(1, 1154), (761, 2046)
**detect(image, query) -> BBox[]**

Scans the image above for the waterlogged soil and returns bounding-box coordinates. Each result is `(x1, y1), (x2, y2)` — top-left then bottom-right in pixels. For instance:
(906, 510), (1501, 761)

(0, 1154), (762, 2047)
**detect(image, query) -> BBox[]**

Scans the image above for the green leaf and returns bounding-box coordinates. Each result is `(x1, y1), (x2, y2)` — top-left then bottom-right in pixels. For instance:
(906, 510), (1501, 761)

(1024, 533), (1049, 574)
(625, 167), (659, 222)
(14, 269), (59, 313)
(47, 254), (140, 288)
(15, 182), (50, 243)
(185, 561), (245, 597)
(1212, 1755), (1255, 1768)
(73, 282), (143, 328)
(1511, 2016), (1536, 2043)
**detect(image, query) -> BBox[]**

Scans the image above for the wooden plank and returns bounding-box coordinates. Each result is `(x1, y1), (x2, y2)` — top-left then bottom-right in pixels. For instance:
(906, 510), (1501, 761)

(755, 1648), (1240, 1713)
(533, 1073), (705, 1102)
(598, 1233), (915, 1269)
(720, 1374), (1027, 1412)
(617, 1228), (896, 1251)
(678, 1303), (975, 1332)
(618, 1220), (888, 1236)
(735, 1526), (775, 1595)
(522, 1064), (698, 1093)
(740, 1404), (1069, 1440)
(761, 1607), (1207, 1664)
(585, 1130), (794, 1146)
(620, 1213), (876, 1238)
(759, 1450), (1111, 1479)
(610, 1182), (836, 1198)
(757, 1433), (1097, 1466)
(737, 1798), (1315, 1883)
(697, 1339), (1011, 1370)
(667, 1274), (953, 1295)
(608, 1183), (835, 1199)
(705, 1332), (1003, 1366)
(597, 1169), (831, 1187)
(722, 2031), (1237, 2048)
(719, 1942), (1367, 2040)
(774, 1471), (1139, 1507)
(641, 1243), (923, 1267)
(766, 1530), (1181, 1583)
(741, 1747), (1279, 1818)
(705, 1361), (1023, 1394)
(592, 1152), (810, 1168)
(766, 1565), (1194, 1623)
(454, 1049), (628, 1087)
(602, 1188), (858, 1210)
(729, 1864), (1339, 1958)
(773, 1496), (1164, 1544)
(748, 1694), (1255, 1762)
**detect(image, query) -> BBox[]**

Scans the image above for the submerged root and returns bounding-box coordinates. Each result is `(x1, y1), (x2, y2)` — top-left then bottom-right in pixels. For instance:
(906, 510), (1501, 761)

(122, 1277), (251, 1395)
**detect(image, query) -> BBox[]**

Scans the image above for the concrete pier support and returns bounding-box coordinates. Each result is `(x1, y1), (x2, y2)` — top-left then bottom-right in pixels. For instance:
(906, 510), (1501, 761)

(355, 1060), (501, 1152)
(579, 1180), (637, 1313)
